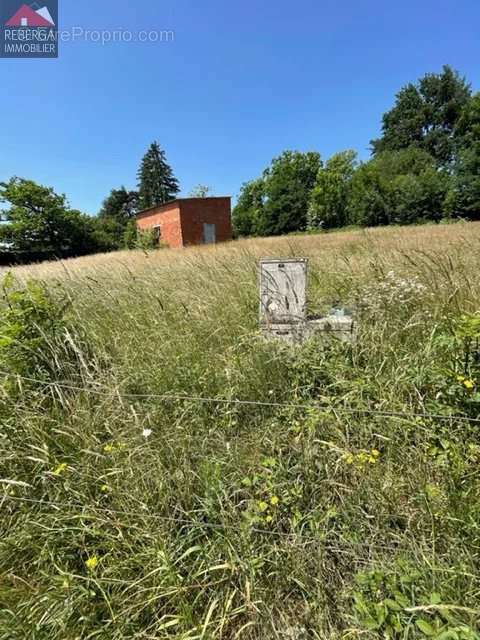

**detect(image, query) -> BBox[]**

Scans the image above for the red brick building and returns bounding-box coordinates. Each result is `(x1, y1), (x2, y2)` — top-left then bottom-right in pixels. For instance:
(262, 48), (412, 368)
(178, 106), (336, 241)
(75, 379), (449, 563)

(136, 197), (232, 248)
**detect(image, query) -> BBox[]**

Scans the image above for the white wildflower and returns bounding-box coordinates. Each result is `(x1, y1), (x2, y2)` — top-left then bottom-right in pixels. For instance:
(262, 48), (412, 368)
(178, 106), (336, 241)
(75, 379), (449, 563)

(142, 429), (153, 438)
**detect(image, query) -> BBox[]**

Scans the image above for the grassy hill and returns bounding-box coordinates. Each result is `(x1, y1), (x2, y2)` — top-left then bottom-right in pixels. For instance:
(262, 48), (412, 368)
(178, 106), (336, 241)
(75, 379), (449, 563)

(1, 223), (479, 639)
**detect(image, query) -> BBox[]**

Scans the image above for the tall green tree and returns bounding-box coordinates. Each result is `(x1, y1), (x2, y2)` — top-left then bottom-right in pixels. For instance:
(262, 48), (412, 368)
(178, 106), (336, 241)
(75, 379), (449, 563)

(259, 150), (322, 236)
(232, 178), (265, 237)
(0, 177), (100, 255)
(349, 148), (448, 226)
(137, 142), (180, 210)
(371, 66), (471, 166)
(95, 186), (140, 248)
(307, 150), (358, 230)
(445, 93), (480, 218)
(99, 187), (139, 222)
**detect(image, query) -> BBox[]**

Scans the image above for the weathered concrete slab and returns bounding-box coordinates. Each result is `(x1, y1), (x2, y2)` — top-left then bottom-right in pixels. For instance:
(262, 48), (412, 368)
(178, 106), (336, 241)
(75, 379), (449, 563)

(259, 258), (308, 325)
(259, 257), (355, 345)
(260, 316), (354, 345)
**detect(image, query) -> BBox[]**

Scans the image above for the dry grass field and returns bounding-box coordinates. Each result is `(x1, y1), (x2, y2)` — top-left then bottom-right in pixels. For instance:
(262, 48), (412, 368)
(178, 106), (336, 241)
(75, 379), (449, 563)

(5, 221), (479, 284)
(1, 222), (479, 639)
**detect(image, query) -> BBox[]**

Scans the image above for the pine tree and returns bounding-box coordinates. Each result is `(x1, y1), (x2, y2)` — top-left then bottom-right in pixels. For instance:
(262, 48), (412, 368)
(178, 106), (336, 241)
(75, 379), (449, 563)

(137, 142), (180, 210)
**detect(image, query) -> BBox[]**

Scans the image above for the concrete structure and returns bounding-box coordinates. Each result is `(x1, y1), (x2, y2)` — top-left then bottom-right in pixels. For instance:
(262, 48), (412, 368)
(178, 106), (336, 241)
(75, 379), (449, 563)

(259, 258), (355, 344)
(136, 197), (232, 249)
(260, 258), (308, 325)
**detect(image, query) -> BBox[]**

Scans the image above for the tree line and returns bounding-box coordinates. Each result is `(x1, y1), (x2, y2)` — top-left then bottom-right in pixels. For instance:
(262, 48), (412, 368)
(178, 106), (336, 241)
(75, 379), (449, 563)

(1, 65), (478, 260)
(0, 142), (183, 258)
(233, 65), (480, 236)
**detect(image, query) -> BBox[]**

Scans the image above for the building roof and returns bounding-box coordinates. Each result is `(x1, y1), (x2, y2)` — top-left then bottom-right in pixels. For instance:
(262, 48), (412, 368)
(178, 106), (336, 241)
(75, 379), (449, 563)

(136, 197), (231, 219)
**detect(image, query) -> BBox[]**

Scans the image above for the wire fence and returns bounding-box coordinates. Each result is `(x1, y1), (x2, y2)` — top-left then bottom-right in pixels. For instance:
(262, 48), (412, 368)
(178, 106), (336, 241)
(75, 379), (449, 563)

(0, 493), (430, 555)
(1, 370), (479, 424)
(1, 370), (478, 557)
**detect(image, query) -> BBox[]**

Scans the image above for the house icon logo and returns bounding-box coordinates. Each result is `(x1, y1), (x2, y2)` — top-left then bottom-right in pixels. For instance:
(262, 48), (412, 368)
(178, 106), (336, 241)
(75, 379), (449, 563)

(6, 3), (55, 27)
(1, 0), (58, 58)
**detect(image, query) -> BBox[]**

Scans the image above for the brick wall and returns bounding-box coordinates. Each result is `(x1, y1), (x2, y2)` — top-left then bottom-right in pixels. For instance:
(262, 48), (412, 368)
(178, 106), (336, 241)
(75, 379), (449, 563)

(135, 197), (232, 248)
(136, 202), (183, 248)
(179, 198), (232, 246)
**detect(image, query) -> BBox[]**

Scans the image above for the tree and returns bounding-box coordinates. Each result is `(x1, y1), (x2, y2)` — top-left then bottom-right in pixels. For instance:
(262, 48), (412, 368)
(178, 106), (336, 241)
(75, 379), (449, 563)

(0, 177), (99, 255)
(348, 148), (448, 227)
(95, 187), (139, 248)
(91, 215), (126, 250)
(123, 219), (138, 249)
(232, 179), (265, 237)
(259, 150), (322, 236)
(307, 150), (358, 230)
(447, 148), (480, 219)
(137, 142), (179, 210)
(99, 187), (139, 222)
(445, 93), (480, 219)
(348, 160), (389, 227)
(189, 184), (212, 198)
(371, 66), (471, 166)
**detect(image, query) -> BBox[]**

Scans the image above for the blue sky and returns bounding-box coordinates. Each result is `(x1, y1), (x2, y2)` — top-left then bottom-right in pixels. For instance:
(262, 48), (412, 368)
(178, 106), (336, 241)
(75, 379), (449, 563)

(1, 0), (479, 214)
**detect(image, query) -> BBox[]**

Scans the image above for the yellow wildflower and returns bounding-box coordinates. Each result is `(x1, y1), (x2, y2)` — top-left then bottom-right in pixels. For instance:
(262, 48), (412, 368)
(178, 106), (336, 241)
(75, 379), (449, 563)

(258, 501), (268, 512)
(368, 456), (376, 464)
(464, 379), (475, 389)
(85, 556), (98, 570)
(346, 455), (354, 465)
(371, 449), (380, 457)
(265, 514), (273, 523)
(103, 444), (114, 452)
(457, 375), (465, 382)
(53, 462), (68, 475)
(270, 496), (279, 506)
(101, 484), (109, 492)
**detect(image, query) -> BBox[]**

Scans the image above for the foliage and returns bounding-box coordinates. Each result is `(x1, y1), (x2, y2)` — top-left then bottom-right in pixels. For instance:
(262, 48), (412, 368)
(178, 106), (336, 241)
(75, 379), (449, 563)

(445, 94), (480, 219)
(123, 218), (138, 249)
(137, 141), (180, 210)
(349, 148), (448, 226)
(92, 187), (140, 249)
(89, 215), (127, 251)
(351, 562), (479, 639)
(0, 177), (99, 255)
(98, 187), (139, 223)
(232, 178), (265, 237)
(135, 228), (157, 249)
(446, 146), (480, 219)
(307, 150), (358, 230)
(189, 184), (212, 197)
(0, 273), (70, 380)
(371, 65), (471, 167)
(259, 150), (322, 235)
(232, 151), (321, 237)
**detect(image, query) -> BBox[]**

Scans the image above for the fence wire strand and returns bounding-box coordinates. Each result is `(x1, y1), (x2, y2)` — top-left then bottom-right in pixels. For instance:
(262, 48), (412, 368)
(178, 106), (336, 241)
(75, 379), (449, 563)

(0, 493), (426, 554)
(1, 370), (479, 424)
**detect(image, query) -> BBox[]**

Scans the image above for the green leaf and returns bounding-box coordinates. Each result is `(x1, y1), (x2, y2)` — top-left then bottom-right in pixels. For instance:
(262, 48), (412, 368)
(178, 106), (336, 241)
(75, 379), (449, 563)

(416, 619), (435, 636)
(392, 591), (410, 608)
(436, 631), (459, 640)
(352, 592), (370, 615)
(385, 598), (402, 611)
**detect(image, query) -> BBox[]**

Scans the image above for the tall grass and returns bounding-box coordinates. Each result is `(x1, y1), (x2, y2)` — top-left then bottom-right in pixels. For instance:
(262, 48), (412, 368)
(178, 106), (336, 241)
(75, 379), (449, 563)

(0, 222), (479, 639)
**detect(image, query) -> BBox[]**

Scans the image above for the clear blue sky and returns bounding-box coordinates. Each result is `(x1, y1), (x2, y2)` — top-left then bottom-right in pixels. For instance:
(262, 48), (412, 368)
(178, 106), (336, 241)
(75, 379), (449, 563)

(2, 0), (479, 214)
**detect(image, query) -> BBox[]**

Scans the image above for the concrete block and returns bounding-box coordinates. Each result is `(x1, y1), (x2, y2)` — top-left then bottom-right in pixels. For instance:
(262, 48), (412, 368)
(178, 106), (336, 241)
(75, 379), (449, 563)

(259, 258), (355, 345)
(259, 258), (308, 325)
